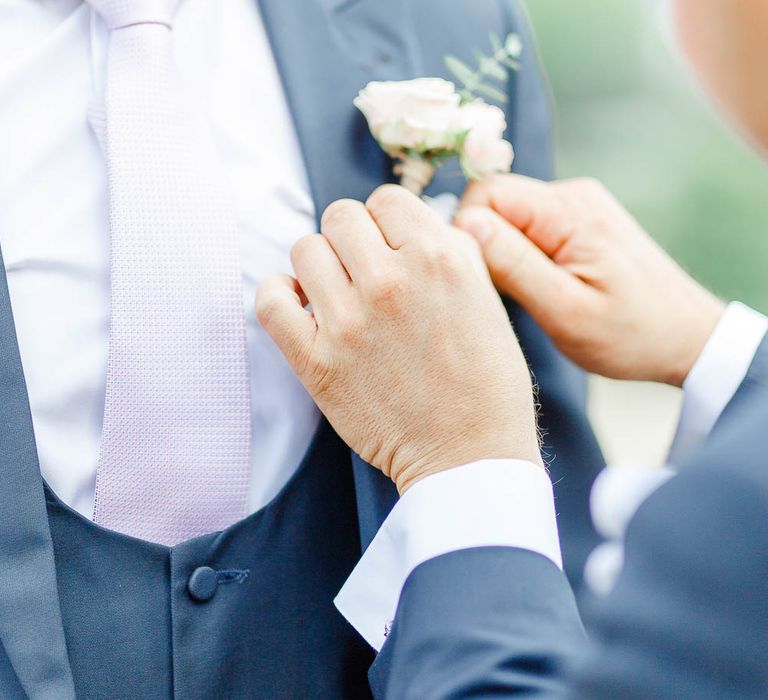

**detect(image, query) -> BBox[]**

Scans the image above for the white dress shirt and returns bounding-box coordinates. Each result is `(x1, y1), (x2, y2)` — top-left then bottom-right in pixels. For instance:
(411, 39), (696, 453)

(0, 0), (321, 519)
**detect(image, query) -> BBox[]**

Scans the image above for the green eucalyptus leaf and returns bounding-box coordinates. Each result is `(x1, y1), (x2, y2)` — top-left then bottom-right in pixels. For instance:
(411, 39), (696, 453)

(480, 56), (508, 81)
(475, 82), (508, 104)
(445, 55), (477, 90)
(444, 33), (520, 104)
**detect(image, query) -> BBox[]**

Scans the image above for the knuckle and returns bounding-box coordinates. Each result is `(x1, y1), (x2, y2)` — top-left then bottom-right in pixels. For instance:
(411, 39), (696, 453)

(321, 297), (367, 345)
(491, 235), (529, 287)
(321, 198), (363, 230)
(296, 347), (335, 392)
(305, 349), (332, 378)
(557, 179), (618, 238)
(418, 237), (462, 272)
(255, 276), (292, 329)
(333, 314), (366, 345)
(254, 288), (278, 326)
(366, 184), (409, 216)
(416, 237), (443, 263)
(290, 234), (317, 266)
(367, 268), (408, 306)
(291, 233), (314, 256)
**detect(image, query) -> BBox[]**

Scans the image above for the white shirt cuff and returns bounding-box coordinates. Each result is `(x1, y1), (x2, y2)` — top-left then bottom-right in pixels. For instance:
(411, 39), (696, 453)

(585, 464), (674, 596)
(668, 301), (768, 466)
(590, 463), (675, 541)
(334, 459), (561, 651)
(586, 303), (767, 597)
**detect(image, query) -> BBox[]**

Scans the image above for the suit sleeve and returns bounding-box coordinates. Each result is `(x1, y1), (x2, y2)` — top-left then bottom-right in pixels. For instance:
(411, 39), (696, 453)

(569, 462), (768, 698)
(368, 547), (585, 700)
(499, 0), (605, 590)
(369, 461), (768, 699)
(710, 331), (768, 438)
(668, 303), (768, 466)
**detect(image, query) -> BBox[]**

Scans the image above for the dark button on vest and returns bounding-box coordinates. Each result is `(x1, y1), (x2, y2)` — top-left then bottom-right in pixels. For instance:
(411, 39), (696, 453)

(188, 566), (218, 602)
(46, 421), (376, 699)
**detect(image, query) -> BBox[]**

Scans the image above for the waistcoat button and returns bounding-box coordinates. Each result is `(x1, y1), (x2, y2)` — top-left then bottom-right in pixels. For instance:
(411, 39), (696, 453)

(188, 566), (218, 602)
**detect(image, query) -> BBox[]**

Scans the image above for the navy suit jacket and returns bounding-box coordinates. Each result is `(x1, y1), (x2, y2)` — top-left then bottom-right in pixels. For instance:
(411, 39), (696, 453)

(0, 2), (602, 697)
(372, 334), (768, 699)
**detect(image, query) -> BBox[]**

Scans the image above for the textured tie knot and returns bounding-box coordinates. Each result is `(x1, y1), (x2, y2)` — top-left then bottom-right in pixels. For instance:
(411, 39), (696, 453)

(87, 0), (182, 31)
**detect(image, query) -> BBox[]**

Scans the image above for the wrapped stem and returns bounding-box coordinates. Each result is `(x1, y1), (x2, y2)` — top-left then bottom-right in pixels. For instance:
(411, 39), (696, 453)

(394, 157), (435, 196)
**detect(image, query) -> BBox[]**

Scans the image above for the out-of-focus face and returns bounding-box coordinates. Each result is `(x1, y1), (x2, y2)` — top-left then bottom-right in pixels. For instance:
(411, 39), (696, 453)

(673, 0), (768, 152)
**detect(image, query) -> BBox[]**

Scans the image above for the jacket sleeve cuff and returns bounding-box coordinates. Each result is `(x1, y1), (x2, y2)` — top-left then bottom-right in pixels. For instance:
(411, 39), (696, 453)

(669, 302), (768, 466)
(334, 459), (561, 651)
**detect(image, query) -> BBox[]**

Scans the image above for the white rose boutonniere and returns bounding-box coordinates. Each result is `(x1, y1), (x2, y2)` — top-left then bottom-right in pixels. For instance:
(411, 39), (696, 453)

(354, 33), (522, 196)
(458, 100), (514, 179)
(354, 78), (464, 193)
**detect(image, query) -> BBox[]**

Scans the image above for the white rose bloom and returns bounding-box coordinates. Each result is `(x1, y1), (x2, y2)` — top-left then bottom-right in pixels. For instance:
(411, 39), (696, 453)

(459, 101), (515, 177)
(354, 78), (463, 153)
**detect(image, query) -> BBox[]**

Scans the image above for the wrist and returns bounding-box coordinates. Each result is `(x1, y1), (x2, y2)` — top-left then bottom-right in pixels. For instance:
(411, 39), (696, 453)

(662, 294), (726, 387)
(393, 437), (544, 495)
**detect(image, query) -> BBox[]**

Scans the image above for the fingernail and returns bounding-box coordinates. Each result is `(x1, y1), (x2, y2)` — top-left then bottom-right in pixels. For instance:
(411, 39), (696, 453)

(462, 215), (493, 245)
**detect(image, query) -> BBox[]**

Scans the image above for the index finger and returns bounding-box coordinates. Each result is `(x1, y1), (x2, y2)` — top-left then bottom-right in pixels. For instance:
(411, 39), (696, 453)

(255, 274), (317, 372)
(461, 174), (570, 258)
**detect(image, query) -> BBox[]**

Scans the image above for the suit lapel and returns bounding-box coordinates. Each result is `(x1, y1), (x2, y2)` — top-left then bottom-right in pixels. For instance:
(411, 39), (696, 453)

(257, 0), (416, 219)
(0, 249), (75, 699)
(257, 0), (480, 210)
(258, 0), (407, 547)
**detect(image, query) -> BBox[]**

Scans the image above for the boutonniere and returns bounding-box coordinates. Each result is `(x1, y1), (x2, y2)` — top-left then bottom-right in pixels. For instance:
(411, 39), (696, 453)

(354, 33), (522, 196)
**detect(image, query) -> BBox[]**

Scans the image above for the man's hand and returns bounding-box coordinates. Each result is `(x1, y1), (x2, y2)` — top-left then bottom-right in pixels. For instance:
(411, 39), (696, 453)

(256, 185), (541, 493)
(456, 175), (725, 387)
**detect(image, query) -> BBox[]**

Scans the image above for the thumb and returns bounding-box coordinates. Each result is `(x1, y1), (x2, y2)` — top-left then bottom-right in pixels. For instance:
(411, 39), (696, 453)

(454, 206), (580, 317)
(256, 274), (317, 376)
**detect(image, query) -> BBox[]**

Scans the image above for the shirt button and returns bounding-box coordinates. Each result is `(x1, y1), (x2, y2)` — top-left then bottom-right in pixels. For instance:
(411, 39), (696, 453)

(188, 566), (218, 602)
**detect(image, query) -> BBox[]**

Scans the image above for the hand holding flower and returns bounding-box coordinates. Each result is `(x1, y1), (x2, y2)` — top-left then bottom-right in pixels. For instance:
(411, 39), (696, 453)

(457, 175), (726, 387)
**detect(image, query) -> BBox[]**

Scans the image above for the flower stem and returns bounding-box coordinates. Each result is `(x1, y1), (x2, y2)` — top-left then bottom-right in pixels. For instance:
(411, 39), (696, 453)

(394, 158), (435, 196)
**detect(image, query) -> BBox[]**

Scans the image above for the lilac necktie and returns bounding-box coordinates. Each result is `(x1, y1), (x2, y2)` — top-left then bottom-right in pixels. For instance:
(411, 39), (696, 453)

(88, 0), (251, 545)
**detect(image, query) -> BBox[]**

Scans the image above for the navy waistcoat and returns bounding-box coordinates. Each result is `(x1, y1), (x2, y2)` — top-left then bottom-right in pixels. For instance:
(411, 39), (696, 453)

(46, 420), (374, 699)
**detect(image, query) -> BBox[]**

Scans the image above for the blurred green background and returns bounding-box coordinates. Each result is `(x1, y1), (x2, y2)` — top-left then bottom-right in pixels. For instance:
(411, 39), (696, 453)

(524, 0), (768, 311)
